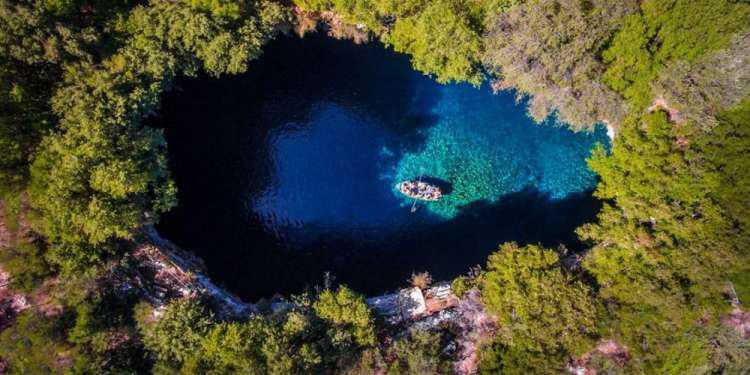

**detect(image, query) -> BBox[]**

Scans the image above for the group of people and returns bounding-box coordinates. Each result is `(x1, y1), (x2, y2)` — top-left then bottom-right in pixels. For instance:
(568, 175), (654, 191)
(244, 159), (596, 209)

(398, 180), (442, 201)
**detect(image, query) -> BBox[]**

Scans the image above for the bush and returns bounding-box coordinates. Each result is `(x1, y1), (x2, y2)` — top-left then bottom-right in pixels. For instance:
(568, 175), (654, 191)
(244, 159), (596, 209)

(387, 329), (451, 374)
(313, 286), (376, 348)
(138, 297), (215, 365)
(0, 241), (52, 293)
(479, 243), (598, 368)
(409, 271), (432, 290)
(0, 310), (69, 373)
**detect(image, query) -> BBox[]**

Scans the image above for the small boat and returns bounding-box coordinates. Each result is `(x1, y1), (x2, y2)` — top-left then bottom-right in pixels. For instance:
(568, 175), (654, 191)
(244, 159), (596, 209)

(397, 180), (442, 201)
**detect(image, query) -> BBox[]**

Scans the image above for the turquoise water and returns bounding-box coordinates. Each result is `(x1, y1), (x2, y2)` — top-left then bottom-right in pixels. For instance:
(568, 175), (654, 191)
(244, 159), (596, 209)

(251, 77), (608, 228)
(391, 83), (607, 218)
(156, 34), (609, 298)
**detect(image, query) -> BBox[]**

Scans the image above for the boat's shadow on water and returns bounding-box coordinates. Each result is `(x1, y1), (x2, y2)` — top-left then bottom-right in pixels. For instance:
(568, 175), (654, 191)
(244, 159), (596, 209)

(415, 176), (453, 195)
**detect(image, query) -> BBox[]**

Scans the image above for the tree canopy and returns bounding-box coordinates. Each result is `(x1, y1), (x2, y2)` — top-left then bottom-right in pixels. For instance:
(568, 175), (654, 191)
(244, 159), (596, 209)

(483, 0), (637, 129)
(479, 243), (598, 372)
(602, 0), (749, 109)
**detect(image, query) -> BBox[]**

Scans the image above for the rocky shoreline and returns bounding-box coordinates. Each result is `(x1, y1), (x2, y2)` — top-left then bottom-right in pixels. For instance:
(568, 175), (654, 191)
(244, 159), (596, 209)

(140, 225), (466, 324)
(137, 226), (257, 318)
(137, 227), (500, 374)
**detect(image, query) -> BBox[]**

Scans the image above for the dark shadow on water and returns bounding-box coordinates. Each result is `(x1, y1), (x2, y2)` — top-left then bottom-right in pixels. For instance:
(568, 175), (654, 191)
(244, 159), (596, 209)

(149, 32), (442, 214)
(150, 33), (447, 299)
(302, 188), (603, 297)
(158, 186), (601, 299)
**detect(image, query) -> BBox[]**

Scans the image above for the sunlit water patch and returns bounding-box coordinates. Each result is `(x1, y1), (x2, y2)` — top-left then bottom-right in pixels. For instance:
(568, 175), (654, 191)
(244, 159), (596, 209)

(154, 34), (608, 299)
(393, 84), (608, 218)
(251, 103), (416, 241)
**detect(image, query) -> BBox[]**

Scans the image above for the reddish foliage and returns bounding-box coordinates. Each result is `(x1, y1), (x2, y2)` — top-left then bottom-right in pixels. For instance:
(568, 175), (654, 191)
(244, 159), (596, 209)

(648, 97), (685, 124)
(570, 340), (630, 374)
(721, 308), (750, 338)
(453, 289), (497, 375)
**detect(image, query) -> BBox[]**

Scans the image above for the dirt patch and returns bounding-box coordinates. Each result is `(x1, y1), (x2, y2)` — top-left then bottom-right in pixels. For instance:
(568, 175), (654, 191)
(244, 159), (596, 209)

(452, 289), (497, 375)
(0, 201), (13, 250)
(648, 96), (684, 124)
(721, 308), (750, 338)
(569, 339), (630, 374)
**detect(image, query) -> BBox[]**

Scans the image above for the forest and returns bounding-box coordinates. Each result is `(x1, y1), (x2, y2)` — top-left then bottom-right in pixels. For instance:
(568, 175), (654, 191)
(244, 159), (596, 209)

(0, 0), (749, 373)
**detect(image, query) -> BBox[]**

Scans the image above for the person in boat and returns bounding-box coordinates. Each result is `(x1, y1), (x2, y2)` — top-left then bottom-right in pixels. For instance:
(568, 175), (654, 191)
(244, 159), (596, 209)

(398, 180), (442, 201)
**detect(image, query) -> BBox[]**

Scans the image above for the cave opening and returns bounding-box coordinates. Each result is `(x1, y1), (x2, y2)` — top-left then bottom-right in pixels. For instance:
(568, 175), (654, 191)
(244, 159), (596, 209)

(150, 33), (609, 300)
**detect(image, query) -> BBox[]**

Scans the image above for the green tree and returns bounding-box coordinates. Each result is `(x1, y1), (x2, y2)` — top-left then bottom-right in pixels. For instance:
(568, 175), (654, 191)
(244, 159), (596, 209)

(479, 243), (598, 371)
(67, 293), (149, 373)
(138, 298), (215, 365)
(704, 101), (750, 237)
(579, 103), (750, 369)
(386, 329), (451, 374)
(602, 0), (750, 109)
(313, 285), (376, 348)
(28, 0), (284, 272)
(482, 0), (637, 129)
(187, 318), (296, 374)
(653, 34), (750, 130)
(0, 310), (69, 373)
(0, 240), (51, 293)
(0, 0), (100, 190)
(385, 0), (483, 85)
(185, 0), (244, 20)
(293, 0), (484, 84)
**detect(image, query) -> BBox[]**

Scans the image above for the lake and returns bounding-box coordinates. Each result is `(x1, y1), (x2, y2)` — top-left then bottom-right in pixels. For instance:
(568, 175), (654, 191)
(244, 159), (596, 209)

(152, 33), (609, 300)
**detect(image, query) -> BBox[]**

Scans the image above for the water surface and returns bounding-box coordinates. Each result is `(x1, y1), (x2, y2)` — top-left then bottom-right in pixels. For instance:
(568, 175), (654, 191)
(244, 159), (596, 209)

(153, 34), (608, 299)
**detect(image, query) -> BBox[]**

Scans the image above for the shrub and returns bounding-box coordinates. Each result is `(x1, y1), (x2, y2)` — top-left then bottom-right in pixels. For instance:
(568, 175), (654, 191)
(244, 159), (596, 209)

(0, 241), (52, 293)
(138, 297), (215, 365)
(313, 286), (376, 348)
(409, 271), (432, 290)
(387, 329), (451, 374)
(479, 242), (598, 368)
(0, 310), (68, 373)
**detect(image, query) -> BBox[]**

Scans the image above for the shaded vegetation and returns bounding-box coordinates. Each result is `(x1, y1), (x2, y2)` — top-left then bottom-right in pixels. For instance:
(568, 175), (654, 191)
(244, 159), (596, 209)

(136, 288), (378, 373)
(482, 0), (637, 129)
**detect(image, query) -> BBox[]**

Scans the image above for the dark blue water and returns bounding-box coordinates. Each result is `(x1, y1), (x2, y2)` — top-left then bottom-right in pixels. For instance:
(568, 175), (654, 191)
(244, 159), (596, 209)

(154, 34), (608, 299)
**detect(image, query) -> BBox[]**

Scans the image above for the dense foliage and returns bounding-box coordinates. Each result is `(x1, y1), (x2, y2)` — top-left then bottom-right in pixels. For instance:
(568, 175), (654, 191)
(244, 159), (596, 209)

(602, 0), (749, 110)
(293, 0), (489, 85)
(136, 288), (378, 373)
(0, 0), (748, 373)
(482, 0), (637, 129)
(28, 0), (284, 273)
(478, 243), (597, 372)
